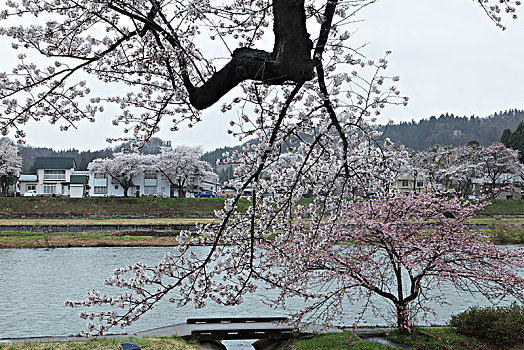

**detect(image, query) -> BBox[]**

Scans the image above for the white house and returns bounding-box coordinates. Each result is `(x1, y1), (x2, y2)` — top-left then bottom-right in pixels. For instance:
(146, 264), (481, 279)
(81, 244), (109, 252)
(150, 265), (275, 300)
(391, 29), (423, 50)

(18, 157), (89, 197)
(89, 170), (171, 197)
(88, 171), (219, 197)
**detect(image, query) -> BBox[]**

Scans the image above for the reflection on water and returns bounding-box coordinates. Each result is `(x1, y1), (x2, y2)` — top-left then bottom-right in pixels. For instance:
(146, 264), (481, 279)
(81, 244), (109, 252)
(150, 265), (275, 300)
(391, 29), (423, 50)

(0, 246), (521, 339)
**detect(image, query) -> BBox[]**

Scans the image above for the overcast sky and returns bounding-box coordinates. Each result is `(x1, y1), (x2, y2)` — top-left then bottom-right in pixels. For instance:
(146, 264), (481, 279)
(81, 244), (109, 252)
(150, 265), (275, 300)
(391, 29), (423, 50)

(5, 0), (524, 152)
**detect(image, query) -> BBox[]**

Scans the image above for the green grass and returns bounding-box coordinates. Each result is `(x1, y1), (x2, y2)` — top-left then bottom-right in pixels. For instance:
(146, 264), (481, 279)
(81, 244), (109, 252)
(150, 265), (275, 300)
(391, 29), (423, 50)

(293, 332), (395, 350)
(0, 336), (196, 349)
(293, 327), (524, 350)
(0, 230), (182, 248)
(0, 218), (217, 225)
(471, 217), (524, 244)
(479, 199), (524, 216)
(386, 327), (524, 350)
(0, 197), (251, 218)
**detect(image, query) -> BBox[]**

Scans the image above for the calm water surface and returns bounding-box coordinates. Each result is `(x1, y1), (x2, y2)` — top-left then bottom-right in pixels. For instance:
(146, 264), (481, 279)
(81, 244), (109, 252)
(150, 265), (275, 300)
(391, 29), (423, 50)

(0, 246), (521, 339)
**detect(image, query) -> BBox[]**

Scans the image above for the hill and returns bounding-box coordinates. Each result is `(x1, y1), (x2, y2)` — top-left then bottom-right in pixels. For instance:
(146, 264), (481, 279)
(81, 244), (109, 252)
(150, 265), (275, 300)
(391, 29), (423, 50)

(380, 109), (524, 150)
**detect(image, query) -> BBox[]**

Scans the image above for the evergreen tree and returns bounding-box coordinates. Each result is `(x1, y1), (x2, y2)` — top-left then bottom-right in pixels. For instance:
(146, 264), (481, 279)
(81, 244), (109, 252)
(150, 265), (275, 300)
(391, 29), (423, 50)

(501, 121), (524, 163)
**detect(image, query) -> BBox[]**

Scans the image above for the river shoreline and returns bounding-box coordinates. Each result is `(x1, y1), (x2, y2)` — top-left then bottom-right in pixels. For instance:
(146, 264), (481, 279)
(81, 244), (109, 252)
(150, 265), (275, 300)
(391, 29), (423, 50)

(0, 216), (522, 248)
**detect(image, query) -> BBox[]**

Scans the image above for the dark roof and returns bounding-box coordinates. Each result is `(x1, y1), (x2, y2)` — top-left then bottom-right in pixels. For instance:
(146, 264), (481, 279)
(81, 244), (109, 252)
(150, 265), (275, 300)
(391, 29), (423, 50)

(69, 175), (88, 184)
(34, 157), (76, 170)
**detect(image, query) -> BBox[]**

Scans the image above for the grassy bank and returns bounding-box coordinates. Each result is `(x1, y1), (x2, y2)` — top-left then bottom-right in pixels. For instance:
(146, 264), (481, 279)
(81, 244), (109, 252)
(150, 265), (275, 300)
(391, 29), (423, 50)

(2, 328), (523, 349)
(0, 218), (217, 225)
(0, 231), (186, 248)
(0, 337), (196, 349)
(0, 197), (521, 218)
(0, 217), (218, 248)
(0, 197), (250, 218)
(1, 217), (522, 248)
(478, 199), (524, 216)
(471, 217), (524, 244)
(293, 327), (524, 349)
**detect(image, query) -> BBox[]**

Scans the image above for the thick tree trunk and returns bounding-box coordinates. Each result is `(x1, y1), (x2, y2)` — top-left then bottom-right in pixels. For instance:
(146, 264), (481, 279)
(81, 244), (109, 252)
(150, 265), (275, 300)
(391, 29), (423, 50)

(123, 187), (129, 197)
(0, 177), (7, 197)
(396, 303), (411, 333)
(187, 0), (314, 110)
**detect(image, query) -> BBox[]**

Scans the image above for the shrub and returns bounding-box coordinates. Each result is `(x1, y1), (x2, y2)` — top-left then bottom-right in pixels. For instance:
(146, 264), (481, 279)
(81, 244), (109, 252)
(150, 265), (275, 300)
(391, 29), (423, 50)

(449, 302), (524, 346)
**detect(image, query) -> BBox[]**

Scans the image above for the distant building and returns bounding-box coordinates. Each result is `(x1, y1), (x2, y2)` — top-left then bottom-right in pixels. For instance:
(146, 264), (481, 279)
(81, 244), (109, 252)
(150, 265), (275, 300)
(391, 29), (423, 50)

(392, 172), (426, 194)
(471, 174), (524, 200)
(18, 157), (89, 197)
(88, 171), (219, 198)
(89, 170), (171, 198)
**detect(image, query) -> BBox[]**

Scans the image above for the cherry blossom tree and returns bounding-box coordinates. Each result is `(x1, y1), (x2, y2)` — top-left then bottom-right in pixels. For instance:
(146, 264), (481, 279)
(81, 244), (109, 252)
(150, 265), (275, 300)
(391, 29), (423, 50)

(150, 146), (216, 197)
(0, 0), (521, 336)
(413, 143), (523, 198)
(0, 137), (21, 196)
(88, 152), (146, 197)
(426, 144), (484, 198)
(256, 190), (524, 333)
(479, 142), (524, 198)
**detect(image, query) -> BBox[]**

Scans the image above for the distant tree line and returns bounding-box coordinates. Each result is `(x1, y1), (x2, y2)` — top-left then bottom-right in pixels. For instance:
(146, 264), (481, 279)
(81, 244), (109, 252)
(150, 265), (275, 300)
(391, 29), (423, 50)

(501, 121), (524, 163)
(380, 109), (524, 150)
(15, 110), (524, 179)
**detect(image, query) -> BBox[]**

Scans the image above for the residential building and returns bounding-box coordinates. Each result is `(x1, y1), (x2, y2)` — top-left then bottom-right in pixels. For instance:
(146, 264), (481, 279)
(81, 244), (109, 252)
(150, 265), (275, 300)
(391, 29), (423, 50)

(18, 157), (89, 197)
(88, 171), (219, 198)
(392, 172), (426, 194)
(471, 174), (524, 200)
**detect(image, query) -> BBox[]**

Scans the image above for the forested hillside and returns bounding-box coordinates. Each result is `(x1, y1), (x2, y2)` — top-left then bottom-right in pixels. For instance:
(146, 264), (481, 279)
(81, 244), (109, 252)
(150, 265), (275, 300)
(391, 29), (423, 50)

(380, 109), (524, 150)
(14, 110), (524, 176)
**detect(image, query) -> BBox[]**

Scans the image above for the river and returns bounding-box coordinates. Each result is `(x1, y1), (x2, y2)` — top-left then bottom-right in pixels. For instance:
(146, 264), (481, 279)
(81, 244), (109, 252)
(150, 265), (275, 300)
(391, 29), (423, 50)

(0, 246), (522, 339)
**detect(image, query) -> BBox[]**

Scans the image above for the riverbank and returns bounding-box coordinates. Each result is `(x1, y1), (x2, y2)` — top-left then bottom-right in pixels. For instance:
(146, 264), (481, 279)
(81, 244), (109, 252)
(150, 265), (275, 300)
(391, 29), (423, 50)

(0, 197), (522, 218)
(0, 197), (251, 218)
(0, 218), (219, 248)
(0, 217), (522, 248)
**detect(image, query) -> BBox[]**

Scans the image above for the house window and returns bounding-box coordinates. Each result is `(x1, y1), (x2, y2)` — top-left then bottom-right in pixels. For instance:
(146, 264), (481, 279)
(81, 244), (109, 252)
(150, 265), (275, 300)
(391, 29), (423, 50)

(144, 172), (157, 180)
(43, 170), (66, 180)
(115, 185), (119, 189)
(94, 186), (107, 194)
(94, 173), (106, 179)
(144, 186), (157, 195)
(62, 185), (69, 195)
(506, 195), (513, 200)
(44, 184), (56, 194)
(26, 184), (36, 191)
(401, 180), (409, 187)
(416, 181), (423, 187)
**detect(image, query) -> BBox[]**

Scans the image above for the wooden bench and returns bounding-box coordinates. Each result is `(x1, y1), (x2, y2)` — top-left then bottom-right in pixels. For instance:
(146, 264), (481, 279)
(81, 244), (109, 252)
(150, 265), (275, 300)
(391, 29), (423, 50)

(187, 317), (293, 340)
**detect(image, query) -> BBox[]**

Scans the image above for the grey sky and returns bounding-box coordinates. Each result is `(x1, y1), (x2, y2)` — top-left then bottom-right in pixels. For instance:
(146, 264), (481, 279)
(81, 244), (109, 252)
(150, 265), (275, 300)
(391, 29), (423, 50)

(6, 0), (524, 152)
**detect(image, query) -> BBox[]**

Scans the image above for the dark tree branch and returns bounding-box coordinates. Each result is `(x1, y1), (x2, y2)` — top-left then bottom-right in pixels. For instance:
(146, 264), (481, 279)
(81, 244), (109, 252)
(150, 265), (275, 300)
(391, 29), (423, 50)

(188, 0), (314, 109)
